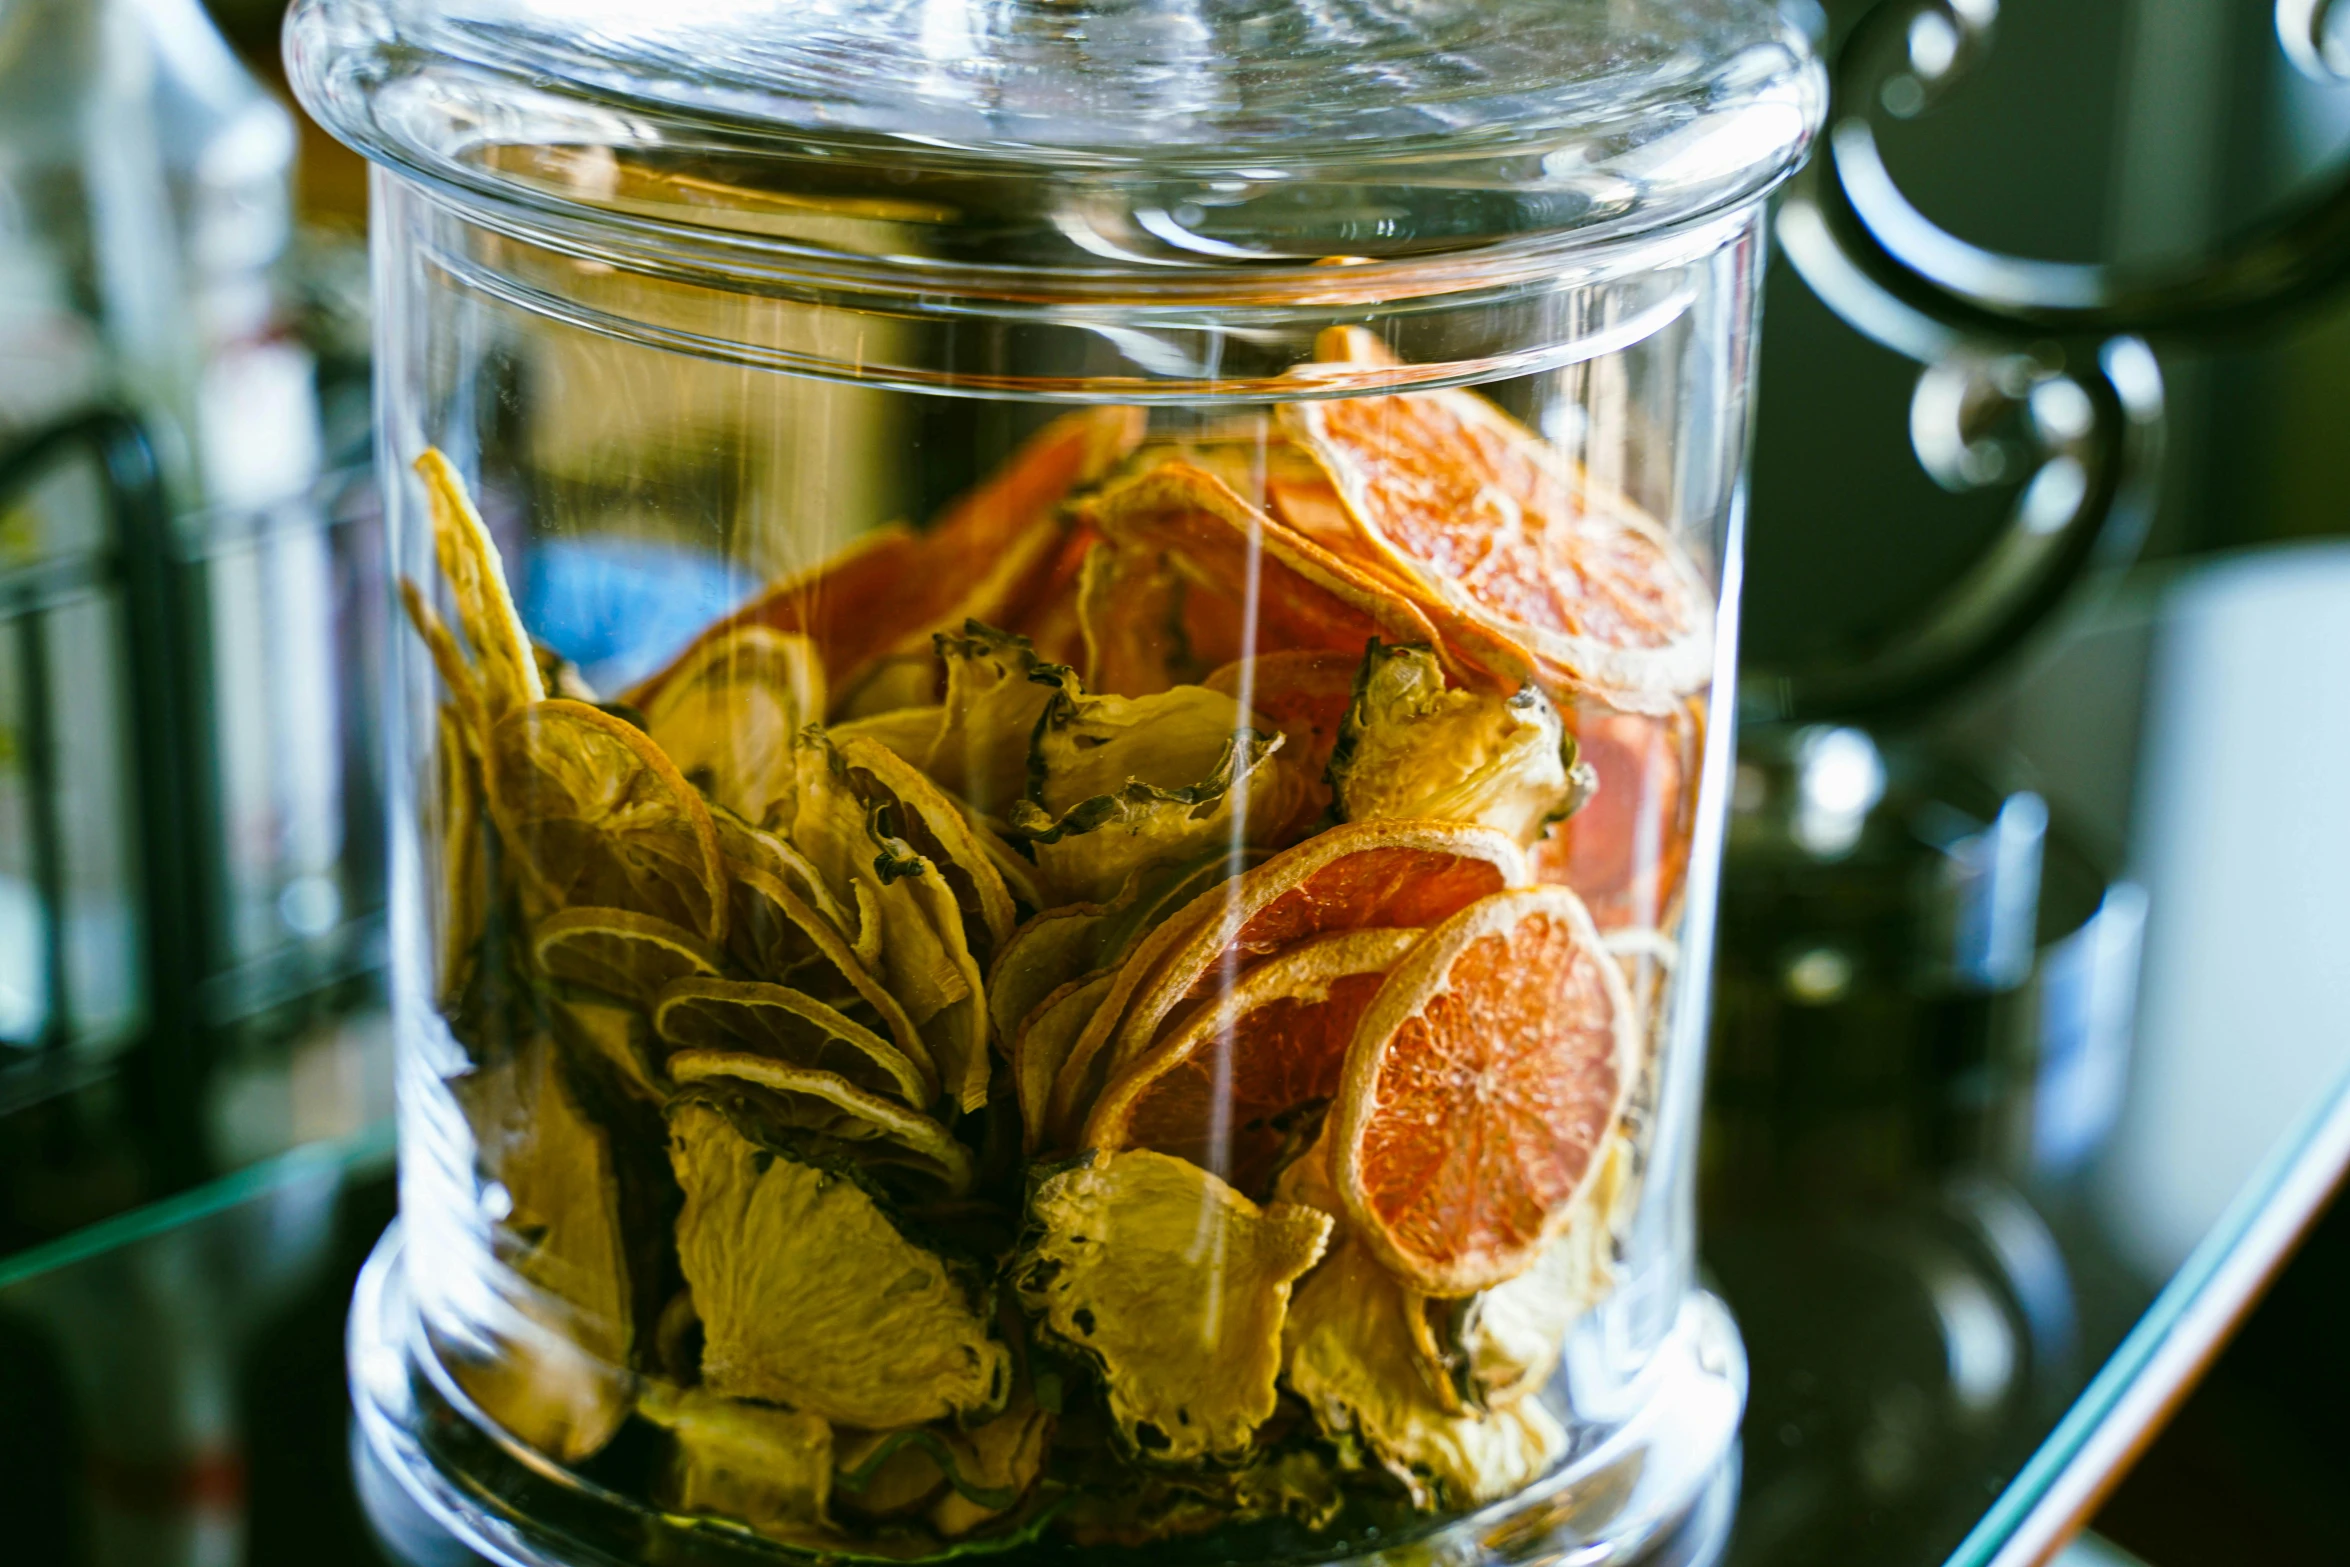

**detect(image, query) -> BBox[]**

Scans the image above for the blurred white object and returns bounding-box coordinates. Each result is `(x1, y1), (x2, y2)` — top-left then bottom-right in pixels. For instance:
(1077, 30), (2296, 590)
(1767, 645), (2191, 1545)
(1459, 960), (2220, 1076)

(2100, 543), (2350, 1277)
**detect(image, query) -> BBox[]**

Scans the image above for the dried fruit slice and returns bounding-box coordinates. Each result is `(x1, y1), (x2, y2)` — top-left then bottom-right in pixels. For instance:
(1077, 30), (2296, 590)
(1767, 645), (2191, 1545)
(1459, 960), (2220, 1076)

(1328, 641), (1581, 849)
(1333, 886), (1634, 1295)
(921, 621), (1070, 818)
(1012, 970), (1116, 1152)
(1283, 342), (1714, 714)
(666, 1093), (1003, 1426)
(641, 625), (825, 823)
(431, 702), (488, 1011)
(654, 977), (935, 1108)
(484, 699), (728, 944)
(1015, 1149), (1332, 1464)
(1012, 679), (1296, 908)
(1076, 540), (1209, 697)
(670, 1051), (975, 1195)
(1086, 462), (1476, 681)
(1085, 927), (1420, 1197)
(836, 735), (1018, 963)
(638, 1384), (836, 1546)
(1047, 820), (1526, 1142)
(1202, 649), (1359, 839)
(1530, 702), (1700, 932)
(401, 577), (486, 741)
(792, 733), (989, 1112)
(415, 449), (544, 721)
(531, 906), (723, 1008)
(1281, 1234), (1569, 1509)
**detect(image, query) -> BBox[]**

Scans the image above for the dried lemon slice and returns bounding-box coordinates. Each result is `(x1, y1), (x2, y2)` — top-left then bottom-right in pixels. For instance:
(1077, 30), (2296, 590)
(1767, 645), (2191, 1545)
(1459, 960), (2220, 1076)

(484, 699), (728, 945)
(1084, 926), (1420, 1197)
(654, 977), (934, 1109)
(531, 906), (723, 1008)
(415, 449), (544, 721)
(1333, 886), (1633, 1295)
(1012, 970), (1116, 1152)
(637, 1384), (836, 1546)
(641, 625), (825, 823)
(669, 1050), (976, 1196)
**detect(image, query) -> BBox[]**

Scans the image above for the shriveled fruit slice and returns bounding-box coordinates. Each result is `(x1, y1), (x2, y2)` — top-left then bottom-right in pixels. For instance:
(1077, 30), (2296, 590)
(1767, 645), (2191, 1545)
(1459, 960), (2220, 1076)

(670, 1050), (976, 1195)
(1012, 970), (1116, 1152)
(1076, 539), (1204, 697)
(1203, 649), (1359, 839)
(641, 625), (825, 823)
(836, 735), (1018, 962)
(1329, 641), (1581, 849)
(532, 906), (723, 1007)
(792, 733), (989, 1113)
(400, 577), (486, 741)
(1086, 927), (1420, 1197)
(1333, 885), (1634, 1295)
(1047, 820), (1526, 1142)
(430, 702), (487, 1011)
(1531, 702), (1700, 932)
(638, 1384), (835, 1546)
(1283, 342), (1714, 714)
(415, 449), (544, 721)
(1281, 1233), (1569, 1510)
(1086, 461), (1470, 680)
(1014, 1149), (1332, 1464)
(667, 1093), (1004, 1428)
(922, 621), (1071, 819)
(654, 977), (935, 1108)
(484, 699), (728, 944)
(724, 859), (936, 1084)
(1012, 677), (1297, 907)
(826, 704), (942, 765)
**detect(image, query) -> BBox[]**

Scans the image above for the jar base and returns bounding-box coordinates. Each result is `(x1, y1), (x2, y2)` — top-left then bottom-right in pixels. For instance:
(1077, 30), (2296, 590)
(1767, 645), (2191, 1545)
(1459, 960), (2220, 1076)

(350, 1221), (1746, 1567)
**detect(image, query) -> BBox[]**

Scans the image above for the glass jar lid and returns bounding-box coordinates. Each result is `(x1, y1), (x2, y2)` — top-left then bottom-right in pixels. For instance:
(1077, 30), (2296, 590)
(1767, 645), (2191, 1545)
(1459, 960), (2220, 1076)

(289, 0), (1820, 294)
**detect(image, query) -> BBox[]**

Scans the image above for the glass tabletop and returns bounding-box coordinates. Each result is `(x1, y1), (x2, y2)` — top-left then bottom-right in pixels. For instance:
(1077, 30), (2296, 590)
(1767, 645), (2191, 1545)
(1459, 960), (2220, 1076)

(2, 543), (2344, 1567)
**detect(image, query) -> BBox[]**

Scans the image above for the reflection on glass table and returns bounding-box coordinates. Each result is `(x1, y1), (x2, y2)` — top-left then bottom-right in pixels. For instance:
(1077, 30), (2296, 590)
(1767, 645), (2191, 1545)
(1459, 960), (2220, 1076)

(0, 542), (2344, 1567)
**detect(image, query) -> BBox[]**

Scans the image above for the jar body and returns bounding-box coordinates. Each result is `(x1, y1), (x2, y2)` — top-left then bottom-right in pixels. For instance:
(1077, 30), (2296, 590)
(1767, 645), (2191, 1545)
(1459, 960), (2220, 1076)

(369, 158), (1759, 1562)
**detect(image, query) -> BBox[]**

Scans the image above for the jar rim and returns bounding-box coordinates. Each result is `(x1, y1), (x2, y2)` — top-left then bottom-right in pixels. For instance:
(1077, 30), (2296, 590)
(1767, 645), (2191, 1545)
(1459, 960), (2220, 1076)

(287, 0), (1822, 306)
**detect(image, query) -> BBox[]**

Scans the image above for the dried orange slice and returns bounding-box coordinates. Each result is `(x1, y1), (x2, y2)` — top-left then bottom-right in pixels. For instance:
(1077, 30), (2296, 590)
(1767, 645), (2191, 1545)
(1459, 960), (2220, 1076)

(1085, 926), (1420, 1195)
(654, 977), (935, 1108)
(1283, 340), (1714, 714)
(1045, 820), (1526, 1142)
(640, 626), (825, 823)
(1332, 886), (1634, 1295)
(668, 1049), (974, 1195)
(484, 699), (728, 944)
(415, 449), (544, 722)
(1530, 703), (1700, 932)
(532, 906), (723, 1008)
(1086, 462), (1466, 680)
(1013, 970), (1117, 1151)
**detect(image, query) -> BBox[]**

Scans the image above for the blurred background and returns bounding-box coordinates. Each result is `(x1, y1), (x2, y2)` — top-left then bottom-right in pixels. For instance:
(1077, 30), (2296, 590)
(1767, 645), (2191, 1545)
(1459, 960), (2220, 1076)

(0, 1), (2346, 1565)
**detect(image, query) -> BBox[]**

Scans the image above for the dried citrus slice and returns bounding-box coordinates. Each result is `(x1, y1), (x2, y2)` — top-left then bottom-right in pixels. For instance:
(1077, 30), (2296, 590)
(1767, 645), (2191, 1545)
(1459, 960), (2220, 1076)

(1013, 971), (1117, 1152)
(532, 906), (723, 1008)
(1203, 648), (1359, 838)
(1332, 885), (1634, 1295)
(1530, 702), (1699, 931)
(484, 699), (728, 944)
(1283, 340), (1714, 714)
(1045, 820), (1526, 1142)
(1086, 462), (1465, 679)
(415, 449), (545, 721)
(432, 702), (488, 1010)
(401, 577), (487, 741)
(654, 977), (934, 1108)
(1085, 926), (1420, 1196)
(1075, 539), (1199, 697)
(641, 625), (825, 823)
(669, 1049), (975, 1195)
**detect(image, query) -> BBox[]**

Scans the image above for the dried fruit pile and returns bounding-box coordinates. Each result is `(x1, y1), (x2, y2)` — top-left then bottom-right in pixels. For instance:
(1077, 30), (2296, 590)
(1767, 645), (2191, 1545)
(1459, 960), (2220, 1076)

(407, 330), (1708, 1556)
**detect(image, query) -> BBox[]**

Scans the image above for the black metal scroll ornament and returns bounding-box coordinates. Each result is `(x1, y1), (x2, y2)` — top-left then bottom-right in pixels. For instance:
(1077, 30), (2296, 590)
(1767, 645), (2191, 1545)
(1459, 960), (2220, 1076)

(1757, 0), (2350, 723)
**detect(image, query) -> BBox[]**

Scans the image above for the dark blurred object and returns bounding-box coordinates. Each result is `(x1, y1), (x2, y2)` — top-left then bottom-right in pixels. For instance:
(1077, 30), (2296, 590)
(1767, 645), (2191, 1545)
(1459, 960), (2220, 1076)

(0, 0), (387, 1257)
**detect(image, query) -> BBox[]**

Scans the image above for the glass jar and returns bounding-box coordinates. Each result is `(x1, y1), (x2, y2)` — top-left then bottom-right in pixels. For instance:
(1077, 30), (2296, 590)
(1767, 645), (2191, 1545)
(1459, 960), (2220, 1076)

(291, 3), (1820, 1562)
